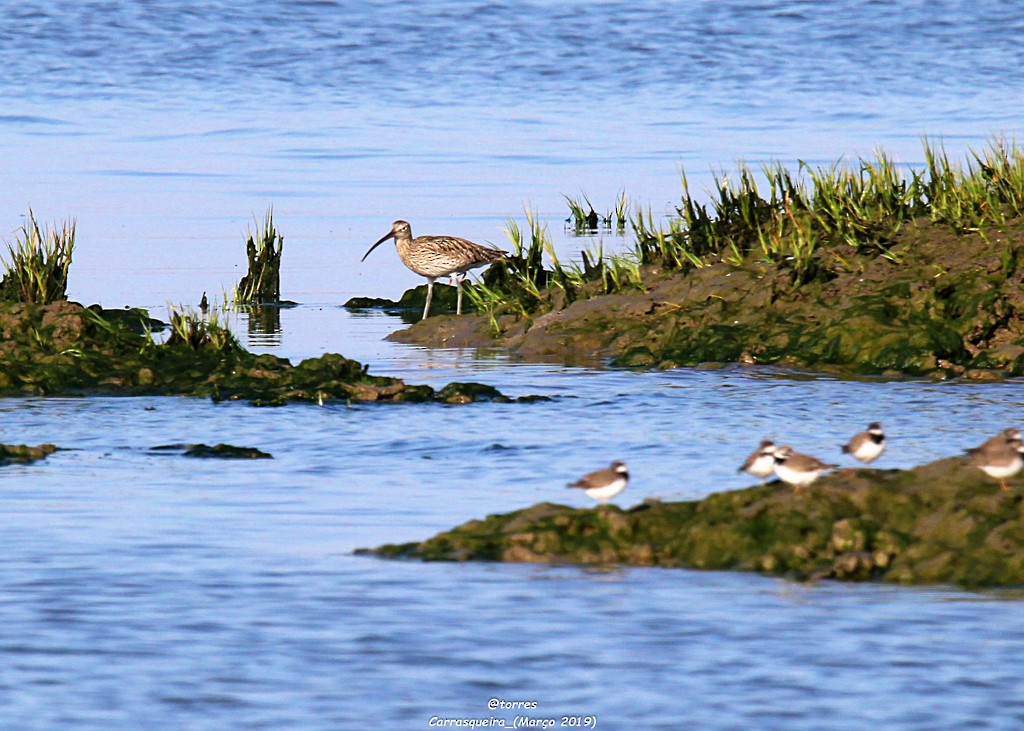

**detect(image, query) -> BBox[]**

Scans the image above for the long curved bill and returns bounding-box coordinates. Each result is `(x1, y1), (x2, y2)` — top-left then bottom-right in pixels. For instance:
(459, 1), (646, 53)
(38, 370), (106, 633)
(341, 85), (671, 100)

(361, 230), (395, 262)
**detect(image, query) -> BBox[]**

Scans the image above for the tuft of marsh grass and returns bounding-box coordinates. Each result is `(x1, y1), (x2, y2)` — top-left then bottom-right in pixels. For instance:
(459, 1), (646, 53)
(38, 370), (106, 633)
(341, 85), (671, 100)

(633, 136), (1024, 283)
(924, 136), (1024, 232)
(564, 192), (599, 233)
(235, 208), (283, 304)
(166, 305), (239, 352)
(474, 136), (1024, 318)
(468, 209), (553, 326)
(0, 210), (75, 304)
(564, 190), (630, 234)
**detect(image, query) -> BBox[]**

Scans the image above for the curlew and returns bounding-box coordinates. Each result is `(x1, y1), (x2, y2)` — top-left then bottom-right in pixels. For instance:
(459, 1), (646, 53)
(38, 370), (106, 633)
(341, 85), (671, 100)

(361, 220), (506, 320)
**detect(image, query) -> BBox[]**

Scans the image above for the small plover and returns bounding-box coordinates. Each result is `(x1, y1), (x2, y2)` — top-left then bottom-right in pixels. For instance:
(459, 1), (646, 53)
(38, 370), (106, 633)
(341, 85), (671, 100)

(567, 461), (629, 503)
(842, 422), (886, 464)
(738, 440), (777, 482)
(966, 429), (1024, 491)
(773, 446), (837, 491)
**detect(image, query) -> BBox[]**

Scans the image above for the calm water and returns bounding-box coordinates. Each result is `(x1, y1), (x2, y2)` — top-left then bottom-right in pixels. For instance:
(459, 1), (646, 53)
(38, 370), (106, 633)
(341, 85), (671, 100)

(3, 1), (1024, 728)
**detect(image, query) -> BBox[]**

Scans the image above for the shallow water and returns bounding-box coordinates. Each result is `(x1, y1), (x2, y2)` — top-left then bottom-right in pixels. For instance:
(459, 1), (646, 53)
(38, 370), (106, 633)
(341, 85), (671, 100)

(5, 315), (1024, 728)
(3, 1), (1024, 728)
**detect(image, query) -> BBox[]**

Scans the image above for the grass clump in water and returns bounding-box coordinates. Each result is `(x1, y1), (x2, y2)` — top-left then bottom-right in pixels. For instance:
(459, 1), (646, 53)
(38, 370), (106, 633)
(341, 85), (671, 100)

(166, 305), (240, 352)
(235, 208), (283, 304)
(564, 190), (629, 234)
(0, 210), (75, 304)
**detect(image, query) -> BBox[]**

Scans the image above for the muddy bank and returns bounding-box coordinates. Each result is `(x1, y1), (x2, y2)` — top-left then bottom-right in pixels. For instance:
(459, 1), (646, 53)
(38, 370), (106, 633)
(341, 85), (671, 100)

(364, 455), (1024, 588)
(0, 301), (520, 405)
(390, 219), (1024, 377)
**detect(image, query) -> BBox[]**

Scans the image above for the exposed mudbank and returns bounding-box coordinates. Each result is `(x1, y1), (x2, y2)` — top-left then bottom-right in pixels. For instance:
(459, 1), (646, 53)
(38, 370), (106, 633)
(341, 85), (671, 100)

(0, 300), (524, 405)
(390, 219), (1024, 377)
(363, 455), (1024, 588)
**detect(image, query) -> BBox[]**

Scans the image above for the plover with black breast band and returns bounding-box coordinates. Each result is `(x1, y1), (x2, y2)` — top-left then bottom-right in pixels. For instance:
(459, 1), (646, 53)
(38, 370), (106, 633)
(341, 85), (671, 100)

(738, 440), (777, 483)
(842, 422), (886, 464)
(966, 428), (1024, 491)
(772, 446), (837, 491)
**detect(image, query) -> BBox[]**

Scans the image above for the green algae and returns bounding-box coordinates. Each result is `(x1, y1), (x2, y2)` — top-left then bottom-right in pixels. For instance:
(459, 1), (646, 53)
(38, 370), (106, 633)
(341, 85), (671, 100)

(0, 300), (518, 406)
(363, 456), (1024, 588)
(0, 442), (58, 466)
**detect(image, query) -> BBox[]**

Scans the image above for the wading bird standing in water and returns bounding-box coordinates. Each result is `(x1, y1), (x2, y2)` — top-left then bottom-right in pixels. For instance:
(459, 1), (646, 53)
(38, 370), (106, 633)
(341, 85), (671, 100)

(361, 220), (506, 320)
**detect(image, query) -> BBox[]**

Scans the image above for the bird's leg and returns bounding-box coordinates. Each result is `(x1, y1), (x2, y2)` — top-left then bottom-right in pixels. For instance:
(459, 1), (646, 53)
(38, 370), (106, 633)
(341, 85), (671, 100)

(1001, 479), (1009, 492)
(422, 278), (435, 320)
(456, 276), (463, 315)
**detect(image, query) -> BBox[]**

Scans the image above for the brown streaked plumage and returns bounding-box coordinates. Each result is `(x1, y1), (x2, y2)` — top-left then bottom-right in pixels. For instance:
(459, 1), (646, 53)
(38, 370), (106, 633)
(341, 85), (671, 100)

(842, 422), (886, 464)
(566, 460), (629, 503)
(966, 428), (1024, 491)
(362, 220), (506, 320)
(772, 446), (837, 492)
(738, 439), (776, 483)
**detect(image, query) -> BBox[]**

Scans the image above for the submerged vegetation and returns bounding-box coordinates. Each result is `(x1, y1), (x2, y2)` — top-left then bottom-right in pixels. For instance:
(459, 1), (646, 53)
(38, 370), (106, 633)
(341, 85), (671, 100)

(235, 208), (283, 304)
(400, 137), (1024, 376)
(365, 454), (1024, 588)
(0, 210), (75, 305)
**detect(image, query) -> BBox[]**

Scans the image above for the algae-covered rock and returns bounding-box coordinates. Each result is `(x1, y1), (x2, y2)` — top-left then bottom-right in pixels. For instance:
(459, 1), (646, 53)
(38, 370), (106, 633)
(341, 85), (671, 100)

(150, 443), (273, 459)
(0, 443), (58, 466)
(0, 301), (519, 406)
(345, 283), (472, 316)
(363, 456), (1024, 588)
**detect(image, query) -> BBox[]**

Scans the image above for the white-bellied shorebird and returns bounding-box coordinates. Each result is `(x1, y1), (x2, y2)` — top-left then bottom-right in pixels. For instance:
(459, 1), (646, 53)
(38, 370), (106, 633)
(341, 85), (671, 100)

(772, 446), (837, 491)
(361, 220), (506, 320)
(738, 439), (777, 483)
(842, 422), (886, 463)
(967, 428), (1024, 491)
(566, 461), (629, 503)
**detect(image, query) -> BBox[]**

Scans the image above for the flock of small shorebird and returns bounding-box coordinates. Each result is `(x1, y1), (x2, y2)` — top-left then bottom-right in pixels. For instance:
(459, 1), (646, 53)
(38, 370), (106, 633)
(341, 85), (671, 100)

(360, 221), (1024, 505)
(564, 424), (1024, 504)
